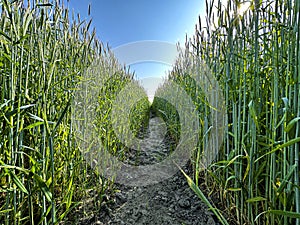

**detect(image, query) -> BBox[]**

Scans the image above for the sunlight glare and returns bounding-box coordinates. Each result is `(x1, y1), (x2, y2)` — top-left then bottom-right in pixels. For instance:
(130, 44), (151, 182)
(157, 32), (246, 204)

(238, 1), (251, 15)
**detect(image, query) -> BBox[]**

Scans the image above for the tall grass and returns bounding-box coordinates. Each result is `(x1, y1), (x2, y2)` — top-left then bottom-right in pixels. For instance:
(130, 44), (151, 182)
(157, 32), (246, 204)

(153, 0), (300, 224)
(1, 0), (299, 224)
(0, 0), (149, 224)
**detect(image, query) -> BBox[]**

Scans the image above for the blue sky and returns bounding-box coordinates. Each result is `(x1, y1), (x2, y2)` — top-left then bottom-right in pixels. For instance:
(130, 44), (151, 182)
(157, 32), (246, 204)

(67, 0), (205, 99)
(68, 1), (205, 46)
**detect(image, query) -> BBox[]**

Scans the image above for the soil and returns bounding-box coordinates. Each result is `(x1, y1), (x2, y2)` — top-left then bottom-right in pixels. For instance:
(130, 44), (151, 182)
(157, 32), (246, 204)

(78, 113), (222, 225)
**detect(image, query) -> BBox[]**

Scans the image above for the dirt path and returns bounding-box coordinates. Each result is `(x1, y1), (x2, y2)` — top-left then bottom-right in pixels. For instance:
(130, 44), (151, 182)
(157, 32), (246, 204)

(81, 115), (220, 225)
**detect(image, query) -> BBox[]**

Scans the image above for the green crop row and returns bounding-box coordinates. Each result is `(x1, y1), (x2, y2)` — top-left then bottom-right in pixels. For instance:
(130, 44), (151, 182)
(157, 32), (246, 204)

(0, 1), (149, 224)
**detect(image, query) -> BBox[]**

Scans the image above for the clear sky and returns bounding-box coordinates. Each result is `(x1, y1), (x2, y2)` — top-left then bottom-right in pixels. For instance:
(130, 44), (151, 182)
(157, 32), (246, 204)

(66, 0), (205, 99)
(68, 1), (205, 46)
